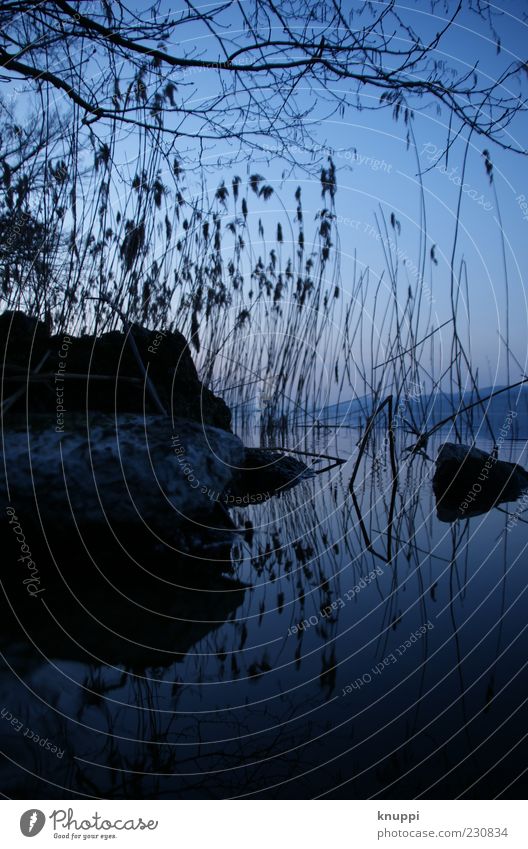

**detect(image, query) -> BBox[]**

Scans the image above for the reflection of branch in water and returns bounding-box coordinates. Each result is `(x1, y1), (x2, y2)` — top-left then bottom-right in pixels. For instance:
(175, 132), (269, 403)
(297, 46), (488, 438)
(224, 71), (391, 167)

(349, 488), (388, 562)
(447, 523), (482, 772)
(485, 515), (510, 714)
(69, 689), (325, 799)
(386, 396), (399, 564)
(343, 436), (438, 687)
(348, 396), (403, 565)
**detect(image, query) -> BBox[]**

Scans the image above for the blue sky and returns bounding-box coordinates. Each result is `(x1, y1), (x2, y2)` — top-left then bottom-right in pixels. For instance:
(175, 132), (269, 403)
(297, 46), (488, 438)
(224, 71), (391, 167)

(152, 0), (528, 385)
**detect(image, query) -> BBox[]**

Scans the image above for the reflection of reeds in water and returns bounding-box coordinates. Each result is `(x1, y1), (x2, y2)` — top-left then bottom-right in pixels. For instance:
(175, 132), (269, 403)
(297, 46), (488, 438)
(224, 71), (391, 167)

(3, 427), (526, 798)
(4, 123), (528, 798)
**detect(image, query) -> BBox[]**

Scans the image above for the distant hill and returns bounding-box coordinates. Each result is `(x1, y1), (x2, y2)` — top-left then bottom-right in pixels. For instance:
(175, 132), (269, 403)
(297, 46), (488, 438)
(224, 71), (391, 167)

(308, 386), (528, 437)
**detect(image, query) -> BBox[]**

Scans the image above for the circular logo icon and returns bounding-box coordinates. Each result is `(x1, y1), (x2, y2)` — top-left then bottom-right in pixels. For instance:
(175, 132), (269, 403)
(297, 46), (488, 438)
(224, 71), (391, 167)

(20, 810), (46, 837)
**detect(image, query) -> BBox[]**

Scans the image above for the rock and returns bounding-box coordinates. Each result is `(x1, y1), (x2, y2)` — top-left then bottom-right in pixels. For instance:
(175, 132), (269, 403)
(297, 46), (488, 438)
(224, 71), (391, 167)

(1, 414), (244, 539)
(227, 447), (313, 505)
(0, 561), (247, 669)
(0, 310), (231, 430)
(433, 442), (528, 521)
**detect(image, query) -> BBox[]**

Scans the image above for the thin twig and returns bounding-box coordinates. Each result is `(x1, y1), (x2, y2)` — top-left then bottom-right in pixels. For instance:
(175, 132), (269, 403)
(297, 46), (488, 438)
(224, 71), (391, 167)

(408, 376), (528, 451)
(386, 395), (398, 563)
(265, 446), (346, 464)
(373, 319), (453, 369)
(349, 395), (391, 489)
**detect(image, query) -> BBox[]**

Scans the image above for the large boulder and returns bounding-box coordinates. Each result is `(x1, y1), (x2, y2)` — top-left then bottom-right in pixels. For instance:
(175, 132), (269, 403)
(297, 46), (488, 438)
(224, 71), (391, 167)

(433, 442), (528, 521)
(1, 414), (244, 539)
(0, 310), (231, 430)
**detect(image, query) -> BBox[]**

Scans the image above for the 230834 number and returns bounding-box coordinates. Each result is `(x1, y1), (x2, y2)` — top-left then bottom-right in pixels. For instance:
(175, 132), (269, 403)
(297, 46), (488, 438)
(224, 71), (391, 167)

(466, 828), (508, 837)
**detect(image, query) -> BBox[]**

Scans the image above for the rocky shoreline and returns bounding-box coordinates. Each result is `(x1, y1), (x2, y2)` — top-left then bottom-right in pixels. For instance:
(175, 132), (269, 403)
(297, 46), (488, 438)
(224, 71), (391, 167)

(1, 310), (312, 556)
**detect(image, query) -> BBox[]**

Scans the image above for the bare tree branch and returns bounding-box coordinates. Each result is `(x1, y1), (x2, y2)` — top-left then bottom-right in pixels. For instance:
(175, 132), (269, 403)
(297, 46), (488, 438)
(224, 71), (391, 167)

(0, 0), (525, 159)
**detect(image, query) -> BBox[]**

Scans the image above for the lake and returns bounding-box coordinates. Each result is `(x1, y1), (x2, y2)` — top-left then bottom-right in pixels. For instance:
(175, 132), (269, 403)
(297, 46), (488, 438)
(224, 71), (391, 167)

(2, 422), (528, 799)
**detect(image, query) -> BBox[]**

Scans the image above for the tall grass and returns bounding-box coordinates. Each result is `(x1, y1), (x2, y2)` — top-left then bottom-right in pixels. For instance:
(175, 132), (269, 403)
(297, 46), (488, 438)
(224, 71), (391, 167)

(0, 94), (522, 448)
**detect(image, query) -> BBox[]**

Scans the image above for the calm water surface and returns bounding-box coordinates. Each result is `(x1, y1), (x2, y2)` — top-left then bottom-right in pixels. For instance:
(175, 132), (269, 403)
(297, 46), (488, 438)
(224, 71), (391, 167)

(2, 424), (528, 798)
